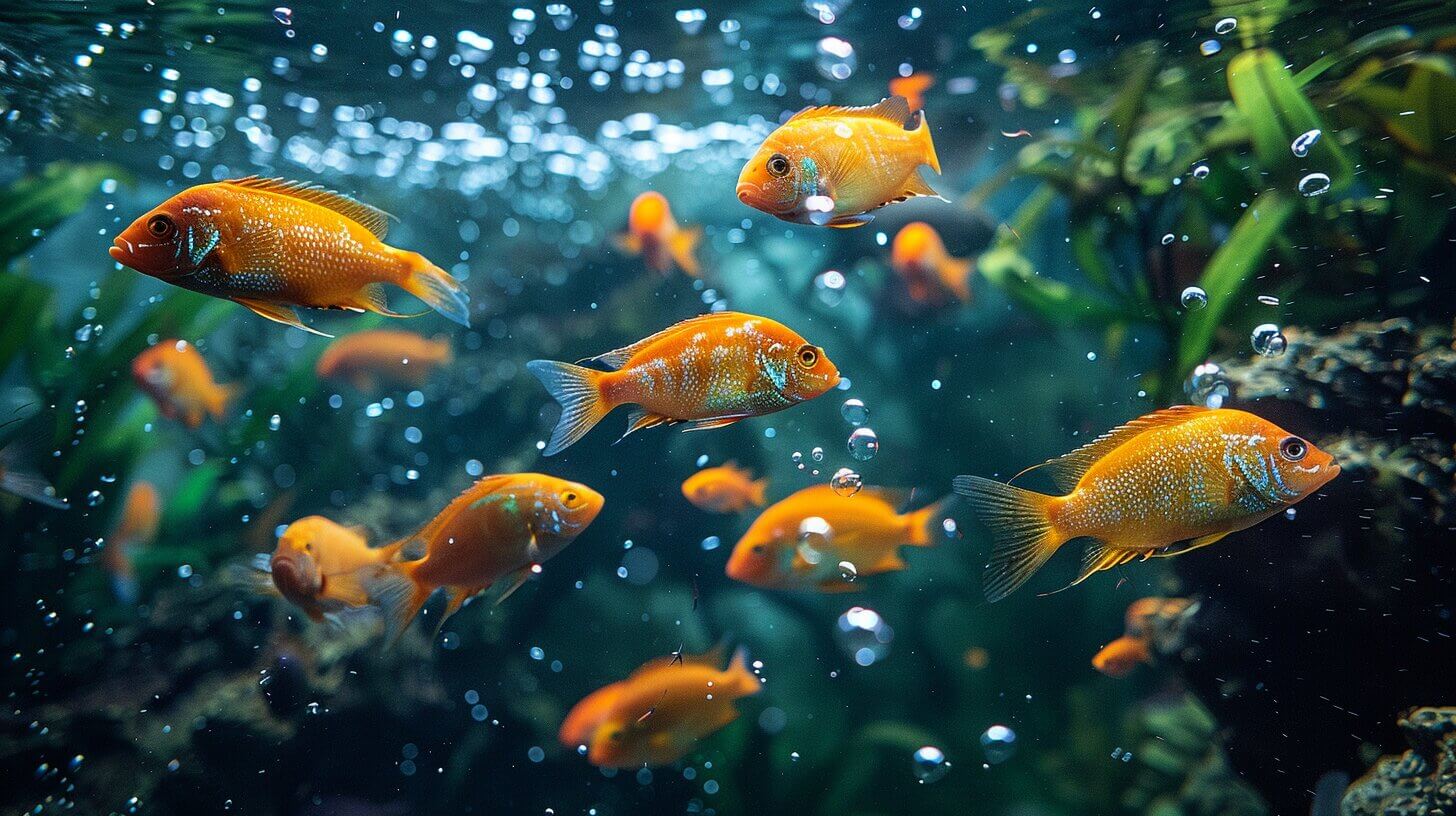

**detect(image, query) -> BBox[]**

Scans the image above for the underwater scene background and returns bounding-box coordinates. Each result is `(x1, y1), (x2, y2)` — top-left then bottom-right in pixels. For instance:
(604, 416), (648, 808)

(2, 0), (1455, 814)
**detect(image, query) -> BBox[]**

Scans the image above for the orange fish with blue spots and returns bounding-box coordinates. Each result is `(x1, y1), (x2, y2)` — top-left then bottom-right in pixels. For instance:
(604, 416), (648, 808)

(954, 407), (1339, 601)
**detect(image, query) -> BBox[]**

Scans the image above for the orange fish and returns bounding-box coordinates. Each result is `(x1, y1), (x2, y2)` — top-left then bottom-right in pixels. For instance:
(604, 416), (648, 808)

(736, 96), (942, 228)
(527, 312), (840, 456)
(726, 484), (944, 591)
(0, 431), (67, 510)
(681, 463), (767, 513)
(316, 330), (453, 391)
(132, 339), (237, 428)
(1091, 636), (1150, 678)
(270, 515), (403, 622)
(564, 646), (761, 768)
(889, 72), (935, 114)
(102, 481), (161, 603)
(954, 406), (1340, 601)
(109, 176), (469, 336)
(891, 222), (973, 304)
(363, 473), (604, 639)
(614, 192), (703, 277)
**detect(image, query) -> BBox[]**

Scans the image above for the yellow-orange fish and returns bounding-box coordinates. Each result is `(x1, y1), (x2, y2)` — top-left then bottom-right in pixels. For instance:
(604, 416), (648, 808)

(102, 481), (161, 603)
(891, 221), (972, 305)
(316, 330), (453, 391)
(563, 646), (761, 768)
(109, 177), (470, 336)
(363, 473), (604, 639)
(270, 515), (403, 622)
(954, 406), (1340, 601)
(736, 96), (942, 228)
(132, 339), (237, 428)
(614, 192), (703, 277)
(681, 463), (767, 513)
(527, 312), (839, 456)
(726, 484), (944, 591)
(889, 72), (935, 114)
(1091, 636), (1150, 678)
(1091, 597), (1195, 677)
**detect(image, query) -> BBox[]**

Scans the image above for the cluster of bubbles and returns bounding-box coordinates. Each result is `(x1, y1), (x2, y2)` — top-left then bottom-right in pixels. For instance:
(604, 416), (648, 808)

(835, 606), (893, 666)
(803, 0), (850, 24)
(912, 745), (950, 783)
(814, 37), (857, 81)
(1184, 362), (1231, 408)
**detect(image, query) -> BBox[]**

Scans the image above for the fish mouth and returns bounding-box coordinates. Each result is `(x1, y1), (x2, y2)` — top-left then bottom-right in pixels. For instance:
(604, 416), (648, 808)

(109, 237), (134, 265)
(735, 183), (754, 205)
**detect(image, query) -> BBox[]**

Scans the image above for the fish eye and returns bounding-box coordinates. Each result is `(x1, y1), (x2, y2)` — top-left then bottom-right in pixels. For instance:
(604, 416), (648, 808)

(796, 345), (818, 369)
(561, 490), (579, 507)
(147, 213), (176, 238)
(767, 153), (791, 178)
(303, 542), (313, 553)
(609, 729), (625, 742)
(751, 543), (766, 555)
(1278, 436), (1308, 462)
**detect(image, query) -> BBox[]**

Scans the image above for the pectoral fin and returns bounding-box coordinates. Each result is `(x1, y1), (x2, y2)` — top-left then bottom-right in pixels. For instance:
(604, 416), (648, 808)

(684, 415), (750, 432)
(1154, 532), (1229, 558)
(233, 298), (332, 337)
(826, 213), (875, 229)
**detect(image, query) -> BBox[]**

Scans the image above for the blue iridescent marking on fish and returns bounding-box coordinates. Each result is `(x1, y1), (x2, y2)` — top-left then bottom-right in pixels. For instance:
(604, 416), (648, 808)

(796, 157), (820, 199)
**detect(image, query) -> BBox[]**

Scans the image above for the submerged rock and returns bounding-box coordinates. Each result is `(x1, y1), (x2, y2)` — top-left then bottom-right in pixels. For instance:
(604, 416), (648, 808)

(1343, 707), (1456, 816)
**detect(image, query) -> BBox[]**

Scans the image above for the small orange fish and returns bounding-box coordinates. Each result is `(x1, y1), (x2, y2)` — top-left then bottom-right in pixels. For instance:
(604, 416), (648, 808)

(0, 432), (67, 510)
(270, 515), (403, 622)
(102, 481), (161, 603)
(954, 406), (1340, 601)
(1091, 636), (1150, 678)
(737, 96), (943, 228)
(726, 484), (944, 591)
(528, 312), (839, 456)
(682, 463), (767, 513)
(614, 192), (703, 277)
(889, 72), (935, 114)
(891, 221), (973, 305)
(132, 339), (237, 428)
(564, 646), (761, 768)
(363, 473), (604, 639)
(316, 330), (453, 391)
(110, 176), (469, 336)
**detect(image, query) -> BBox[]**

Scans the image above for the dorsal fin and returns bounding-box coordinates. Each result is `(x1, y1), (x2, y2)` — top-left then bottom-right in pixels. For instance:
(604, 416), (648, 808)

(787, 96), (914, 128)
(1017, 406), (1213, 493)
(225, 176), (394, 239)
(581, 312), (755, 370)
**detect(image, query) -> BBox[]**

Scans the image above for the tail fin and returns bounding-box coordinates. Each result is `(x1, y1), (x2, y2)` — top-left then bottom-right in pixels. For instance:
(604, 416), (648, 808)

(905, 497), (951, 547)
(750, 478), (768, 508)
(941, 258), (974, 303)
(359, 560), (431, 646)
(612, 231), (644, 256)
(526, 360), (611, 456)
(669, 226), (702, 278)
(917, 111), (941, 175)
(0, 441), (67, 510)
(952, 475), (1063, 601)
(725, 646), (762, 698)
(208, 383), (238, 422)
(400, 254), (471, 327)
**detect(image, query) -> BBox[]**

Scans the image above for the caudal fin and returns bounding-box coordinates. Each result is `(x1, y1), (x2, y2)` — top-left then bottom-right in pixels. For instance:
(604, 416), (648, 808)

(401, 255), (471, 327)
(750, 478), (769, 508)
(0, 441), (67, 510)
(917, 111), (942, 175)
(941, 258), (974, 303)
(526, 360), (611, 456)
(725, 646), (763, 698)
(207, 383), (239, 422)
(905, 497), (951, 547)
(669, 226), (702, 277)
(359, 559), (431, 646)
(952, 475), (1063, 601)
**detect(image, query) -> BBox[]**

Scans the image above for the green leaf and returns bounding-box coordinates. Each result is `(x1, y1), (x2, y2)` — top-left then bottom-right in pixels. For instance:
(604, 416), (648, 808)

(0, 163), (124, 264)
(1175, 190), (1297, 375)
(977, 244), (1128, 328)
(162, 460), (224, 531)
(1227, 49), (1352, 188)
(0, 273), (54, 375)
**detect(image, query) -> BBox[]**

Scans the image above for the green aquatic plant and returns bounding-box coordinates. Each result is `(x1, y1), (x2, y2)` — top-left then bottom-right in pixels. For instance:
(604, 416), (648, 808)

(966, 9), (1456, 399)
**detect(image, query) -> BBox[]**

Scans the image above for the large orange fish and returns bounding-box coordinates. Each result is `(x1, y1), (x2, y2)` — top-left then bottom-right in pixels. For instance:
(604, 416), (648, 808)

(316, 330), (453, 391)
(527, 312), (840, 456)
(109, 177), (469, 335)
(726, 484), (944, 591)
(954, 407), (1340, 601)
(681, 463), (767, 513)
(563, 646), (761, 768)
(736, 96), (942, 228)
(614, 192), (702, 277)
(270, 515), (404, 622)
(363, 473), (604, 639)
(889, 72), (935, 114)
(102, 481), (161, 603)
(891, 221), (973, 305)
(132, 339), (236, 428)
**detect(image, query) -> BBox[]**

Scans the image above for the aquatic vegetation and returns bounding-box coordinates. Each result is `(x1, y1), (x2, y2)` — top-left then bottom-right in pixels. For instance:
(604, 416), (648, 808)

(1344, 707), (1456, 816)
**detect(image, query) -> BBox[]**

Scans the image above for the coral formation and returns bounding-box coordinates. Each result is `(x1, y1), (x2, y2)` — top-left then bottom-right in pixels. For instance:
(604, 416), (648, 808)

(1343, 707), (1456, 816)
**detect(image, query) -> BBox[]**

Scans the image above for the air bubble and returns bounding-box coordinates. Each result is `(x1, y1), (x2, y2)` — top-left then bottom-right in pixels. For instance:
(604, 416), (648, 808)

(815, 37), (856, 81)
(1298, 172), (1331, 197)
(980, 725), (1017, 764)
(272, 6), (293, 25)
(830, 468), (863, 497)
(1214, 17), (1236, 34)
(840, 398), (869, 426)
(838, 560), (857, 582)
(1192, 164), (1210, 179)
(1251, 323), (1287, 356)
(1180, 286), (1208, 310)
(847, 428), (878, 461)
(1291, 129), (1321, 158)
(912, 746), (950, 783)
